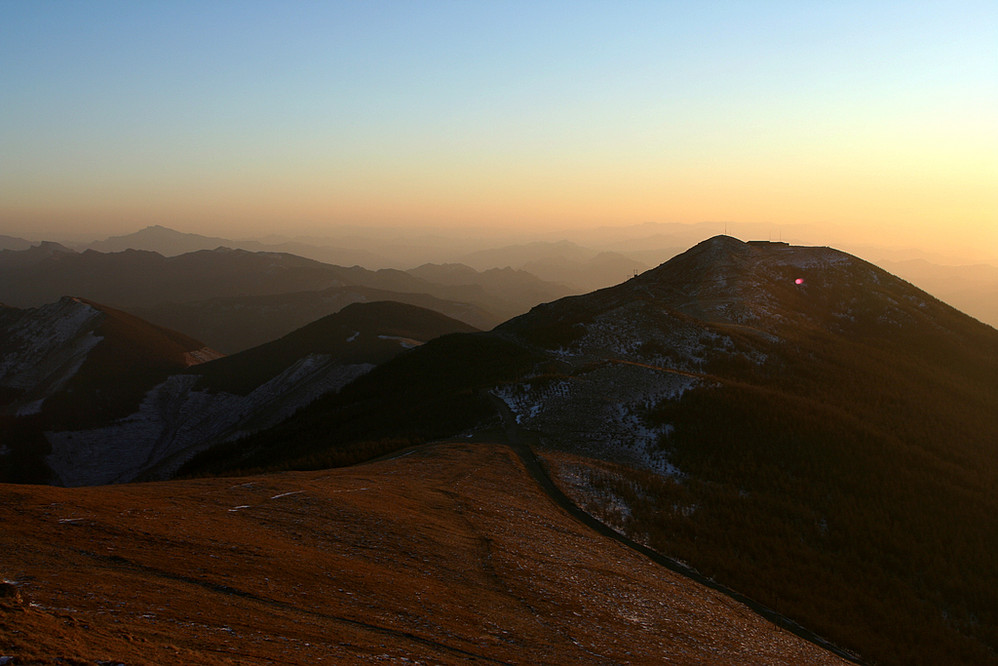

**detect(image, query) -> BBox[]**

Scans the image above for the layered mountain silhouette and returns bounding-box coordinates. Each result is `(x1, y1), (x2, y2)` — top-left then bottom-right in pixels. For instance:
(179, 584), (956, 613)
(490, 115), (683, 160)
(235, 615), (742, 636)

(85, 224), (385, 266)
(880, 257), (998, 330)
(182, 236), (997, 665)
(0, 245), (350, 307)
(0, 234), (32, 251)
(0, 243), (571, 351)
(86, 224), (237, 256)
(457, 239), (649, 291)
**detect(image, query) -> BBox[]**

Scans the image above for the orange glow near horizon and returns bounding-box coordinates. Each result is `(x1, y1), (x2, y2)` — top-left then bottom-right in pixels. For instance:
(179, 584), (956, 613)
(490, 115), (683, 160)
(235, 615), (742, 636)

(1, 3), (995, 262)
(4, 149), (994, 262)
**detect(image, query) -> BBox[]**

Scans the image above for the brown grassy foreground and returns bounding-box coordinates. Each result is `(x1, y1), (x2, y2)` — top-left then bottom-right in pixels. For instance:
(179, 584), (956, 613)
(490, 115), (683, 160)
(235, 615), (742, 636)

(1, 443), (846, 665)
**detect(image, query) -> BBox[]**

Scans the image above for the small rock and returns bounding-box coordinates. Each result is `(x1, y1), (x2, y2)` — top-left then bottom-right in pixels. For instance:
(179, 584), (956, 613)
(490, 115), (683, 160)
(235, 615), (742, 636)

(0, 582), (22, 605)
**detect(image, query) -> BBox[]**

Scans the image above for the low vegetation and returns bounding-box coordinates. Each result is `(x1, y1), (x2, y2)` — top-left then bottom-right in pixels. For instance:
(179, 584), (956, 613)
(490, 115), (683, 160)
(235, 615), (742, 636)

(565, 323), (998, 665)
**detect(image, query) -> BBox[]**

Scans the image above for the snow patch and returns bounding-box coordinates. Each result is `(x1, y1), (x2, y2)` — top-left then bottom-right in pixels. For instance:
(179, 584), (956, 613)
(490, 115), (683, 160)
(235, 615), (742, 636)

(270, 490), (304, 500)
(0, 299), (105, 413)
(14, 399), (47, 416)
(183, 347), (224, 366)
(493, 361), (691, 476)
(377, 335), (420, 349)
(45, 357), (376, 486)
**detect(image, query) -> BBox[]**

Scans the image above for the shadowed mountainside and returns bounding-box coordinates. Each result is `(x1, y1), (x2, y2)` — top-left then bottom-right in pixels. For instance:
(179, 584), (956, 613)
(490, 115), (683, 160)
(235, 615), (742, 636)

(126, 285), (497, 354)
(191, 300), (478, 395)
(0, 301), (475, 487)
(184, 236), (998, 665)
(0, 297), (220, 428)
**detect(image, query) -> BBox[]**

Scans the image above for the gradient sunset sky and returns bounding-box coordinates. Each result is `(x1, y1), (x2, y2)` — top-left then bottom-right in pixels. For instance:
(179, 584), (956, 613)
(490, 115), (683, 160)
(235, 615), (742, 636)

(2, 2), (995, 258)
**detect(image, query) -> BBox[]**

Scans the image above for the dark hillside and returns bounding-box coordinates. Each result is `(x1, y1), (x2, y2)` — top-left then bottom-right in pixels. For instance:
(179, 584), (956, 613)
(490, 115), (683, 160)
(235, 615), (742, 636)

(1, 300), (477, 486)
(1, 297), (219, 430)
(180, 331), (542, 475)
(40, 299), (220, 428)
(183, 236), (998, 665)
(190, 301), (478, 395)
(0, 298), (221, 482)
(501, 237), (998, 665)
(127, 285), (497, 353)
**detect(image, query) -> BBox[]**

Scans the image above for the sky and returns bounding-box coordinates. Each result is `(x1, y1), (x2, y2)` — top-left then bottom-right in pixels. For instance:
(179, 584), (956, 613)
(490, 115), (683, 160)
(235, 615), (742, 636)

(1, 1), (996, 259)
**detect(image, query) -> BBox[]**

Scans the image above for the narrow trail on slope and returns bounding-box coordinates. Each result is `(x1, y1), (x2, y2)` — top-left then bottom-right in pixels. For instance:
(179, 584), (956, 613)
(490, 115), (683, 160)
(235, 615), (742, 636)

(486, 393), (863, 665)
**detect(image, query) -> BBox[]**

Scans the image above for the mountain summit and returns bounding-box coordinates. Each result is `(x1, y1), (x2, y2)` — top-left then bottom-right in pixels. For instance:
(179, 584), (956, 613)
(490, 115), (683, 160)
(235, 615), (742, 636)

(512, 234), (965, 337)
(86, 225), (234, 256)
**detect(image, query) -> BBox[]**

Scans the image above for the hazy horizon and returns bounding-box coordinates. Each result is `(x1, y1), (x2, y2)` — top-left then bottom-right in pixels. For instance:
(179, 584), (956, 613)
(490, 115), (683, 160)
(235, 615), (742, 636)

(2, 2), (996, 263)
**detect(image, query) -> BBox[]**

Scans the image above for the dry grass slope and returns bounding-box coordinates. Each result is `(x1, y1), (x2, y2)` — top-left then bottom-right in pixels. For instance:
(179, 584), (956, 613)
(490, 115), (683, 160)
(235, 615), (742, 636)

(1, 443), (846, 665)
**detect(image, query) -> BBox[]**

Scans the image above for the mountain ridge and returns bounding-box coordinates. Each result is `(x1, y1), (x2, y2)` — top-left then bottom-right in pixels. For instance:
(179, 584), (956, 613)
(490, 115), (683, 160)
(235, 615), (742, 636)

(185, 235), (997, 665)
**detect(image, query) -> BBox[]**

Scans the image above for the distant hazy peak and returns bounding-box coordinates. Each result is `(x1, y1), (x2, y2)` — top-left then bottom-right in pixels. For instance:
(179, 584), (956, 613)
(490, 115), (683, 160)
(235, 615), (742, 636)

(0, 234), (33, 251)
(34, 240), (77, 253)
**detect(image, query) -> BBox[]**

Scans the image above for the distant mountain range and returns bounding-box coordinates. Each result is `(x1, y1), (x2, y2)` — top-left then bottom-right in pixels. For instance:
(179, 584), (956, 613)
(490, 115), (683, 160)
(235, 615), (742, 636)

(879, 257), (998, 330)
(0, 244), (349, 307)
(0, 241), (572, 351)
(179, 236), (997, 665)
(456, 239), (650, 291)
(9, 224), (997, 327)
(85, 224), (387, 267)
